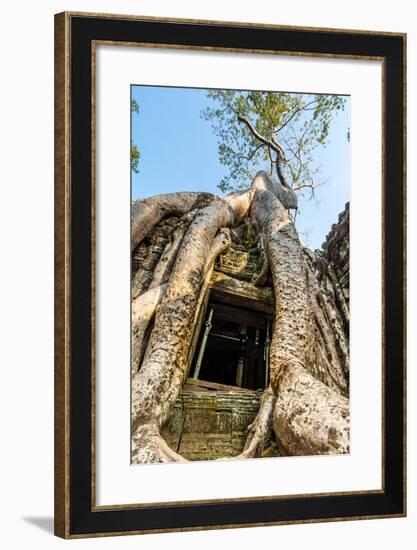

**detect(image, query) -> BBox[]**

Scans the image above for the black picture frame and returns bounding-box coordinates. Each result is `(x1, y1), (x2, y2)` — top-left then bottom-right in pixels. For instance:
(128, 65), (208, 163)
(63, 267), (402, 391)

(54, 11), (406, 538)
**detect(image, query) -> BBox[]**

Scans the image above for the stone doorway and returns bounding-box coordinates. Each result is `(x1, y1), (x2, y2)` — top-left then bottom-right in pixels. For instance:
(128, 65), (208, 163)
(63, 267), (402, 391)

(190, 301), (271, 391)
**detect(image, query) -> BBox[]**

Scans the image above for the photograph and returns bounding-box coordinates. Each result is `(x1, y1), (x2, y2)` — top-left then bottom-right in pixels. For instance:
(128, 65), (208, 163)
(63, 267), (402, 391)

(51, 10), (406, 538)
(130, 85), (351, 464)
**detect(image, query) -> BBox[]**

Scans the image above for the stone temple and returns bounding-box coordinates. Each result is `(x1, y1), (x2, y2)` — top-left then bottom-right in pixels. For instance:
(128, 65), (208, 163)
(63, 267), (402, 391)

(131, 203), (349, 461)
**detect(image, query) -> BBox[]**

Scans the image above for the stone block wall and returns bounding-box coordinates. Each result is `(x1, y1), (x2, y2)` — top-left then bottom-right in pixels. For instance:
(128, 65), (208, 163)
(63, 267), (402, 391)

(215, 244), (263, 283)
(162, 389), (262, 460)
(131, 216), (180, 300)
(322, 202), (350, 302)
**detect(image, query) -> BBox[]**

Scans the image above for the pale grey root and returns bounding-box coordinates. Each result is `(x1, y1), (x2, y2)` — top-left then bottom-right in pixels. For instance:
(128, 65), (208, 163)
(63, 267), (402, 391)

(131, 172), (349, 463)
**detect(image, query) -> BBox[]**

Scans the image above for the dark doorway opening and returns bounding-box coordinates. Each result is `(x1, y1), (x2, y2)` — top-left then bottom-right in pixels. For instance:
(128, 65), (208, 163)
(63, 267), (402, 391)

(191, 301), (271, 391)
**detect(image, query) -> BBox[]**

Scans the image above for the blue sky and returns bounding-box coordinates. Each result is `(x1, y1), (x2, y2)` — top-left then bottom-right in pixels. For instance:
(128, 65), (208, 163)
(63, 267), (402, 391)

(131, 85), (350, 250)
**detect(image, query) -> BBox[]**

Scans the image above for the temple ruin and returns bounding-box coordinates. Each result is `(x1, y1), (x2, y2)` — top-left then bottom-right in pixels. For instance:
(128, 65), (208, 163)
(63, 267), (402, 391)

(131, 202), (349, 461)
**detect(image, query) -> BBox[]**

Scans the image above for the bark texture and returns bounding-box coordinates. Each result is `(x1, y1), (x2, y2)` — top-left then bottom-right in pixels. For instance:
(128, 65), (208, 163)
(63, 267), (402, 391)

(273, 363), (349, 455)
(247, 172), (349, 456)
(131, 283), (167, 375)
(131, 191), (213, 251)
(131, 214), (232, 462)
(131, 172), (350, 463)
(236, 386), (276, 459)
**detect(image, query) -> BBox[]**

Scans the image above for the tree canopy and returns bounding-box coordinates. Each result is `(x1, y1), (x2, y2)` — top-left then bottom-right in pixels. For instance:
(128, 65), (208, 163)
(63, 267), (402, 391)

(202, 90), (346, 197)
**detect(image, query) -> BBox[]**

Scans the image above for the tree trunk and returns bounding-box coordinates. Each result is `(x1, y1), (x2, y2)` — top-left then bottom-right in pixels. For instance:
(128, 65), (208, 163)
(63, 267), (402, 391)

(131, 283), (167, 376)
(131, 196), (237, 461)
(131, 172), (349, 463)
(131, 191), (213, 250)
(273, 363), (349, 455)
(248, 172), (349, 456)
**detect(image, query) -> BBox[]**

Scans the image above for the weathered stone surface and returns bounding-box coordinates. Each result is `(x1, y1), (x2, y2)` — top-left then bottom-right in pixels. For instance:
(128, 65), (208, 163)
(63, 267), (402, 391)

(131, 216), (180, 300)
(161, 389), (262, 461)
(131, 191), (214, 251)
(321, 202), (349, 302)
(301, 202), (350, 396)
(215, 243), (264, 283)
(210, 271), (274, 314)
(131, 178), (350, 463)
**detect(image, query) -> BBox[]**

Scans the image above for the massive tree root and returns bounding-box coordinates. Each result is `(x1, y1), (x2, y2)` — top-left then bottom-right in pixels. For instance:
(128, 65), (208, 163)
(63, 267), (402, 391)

(131, 283), (167, 376)
(131, 191), (213, 251)
(273, 363), (349, 455)
(131, 210), (198, 375)
(131, 172), (349, 463)
(131, 196), (244, 463)
(131, 230), (232, 464)
(236, 386), (276, 459)
(132, 424), (188, 464)
(246, 172), (349, 456)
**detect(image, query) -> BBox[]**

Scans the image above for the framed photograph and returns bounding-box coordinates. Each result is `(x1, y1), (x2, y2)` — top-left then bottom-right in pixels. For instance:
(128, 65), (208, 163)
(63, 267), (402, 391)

(54, 12), (406, 538)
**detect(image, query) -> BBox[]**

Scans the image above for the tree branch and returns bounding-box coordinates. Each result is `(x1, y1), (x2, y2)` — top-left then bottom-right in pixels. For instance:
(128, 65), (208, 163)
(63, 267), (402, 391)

(237, 114), (284, 157)
(292, 182), (321, 192)
(275, 155), (292, 190)
(236, 142), (265, 162)
(237, 114), (293, 192)
(274, 99), (317, 134)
